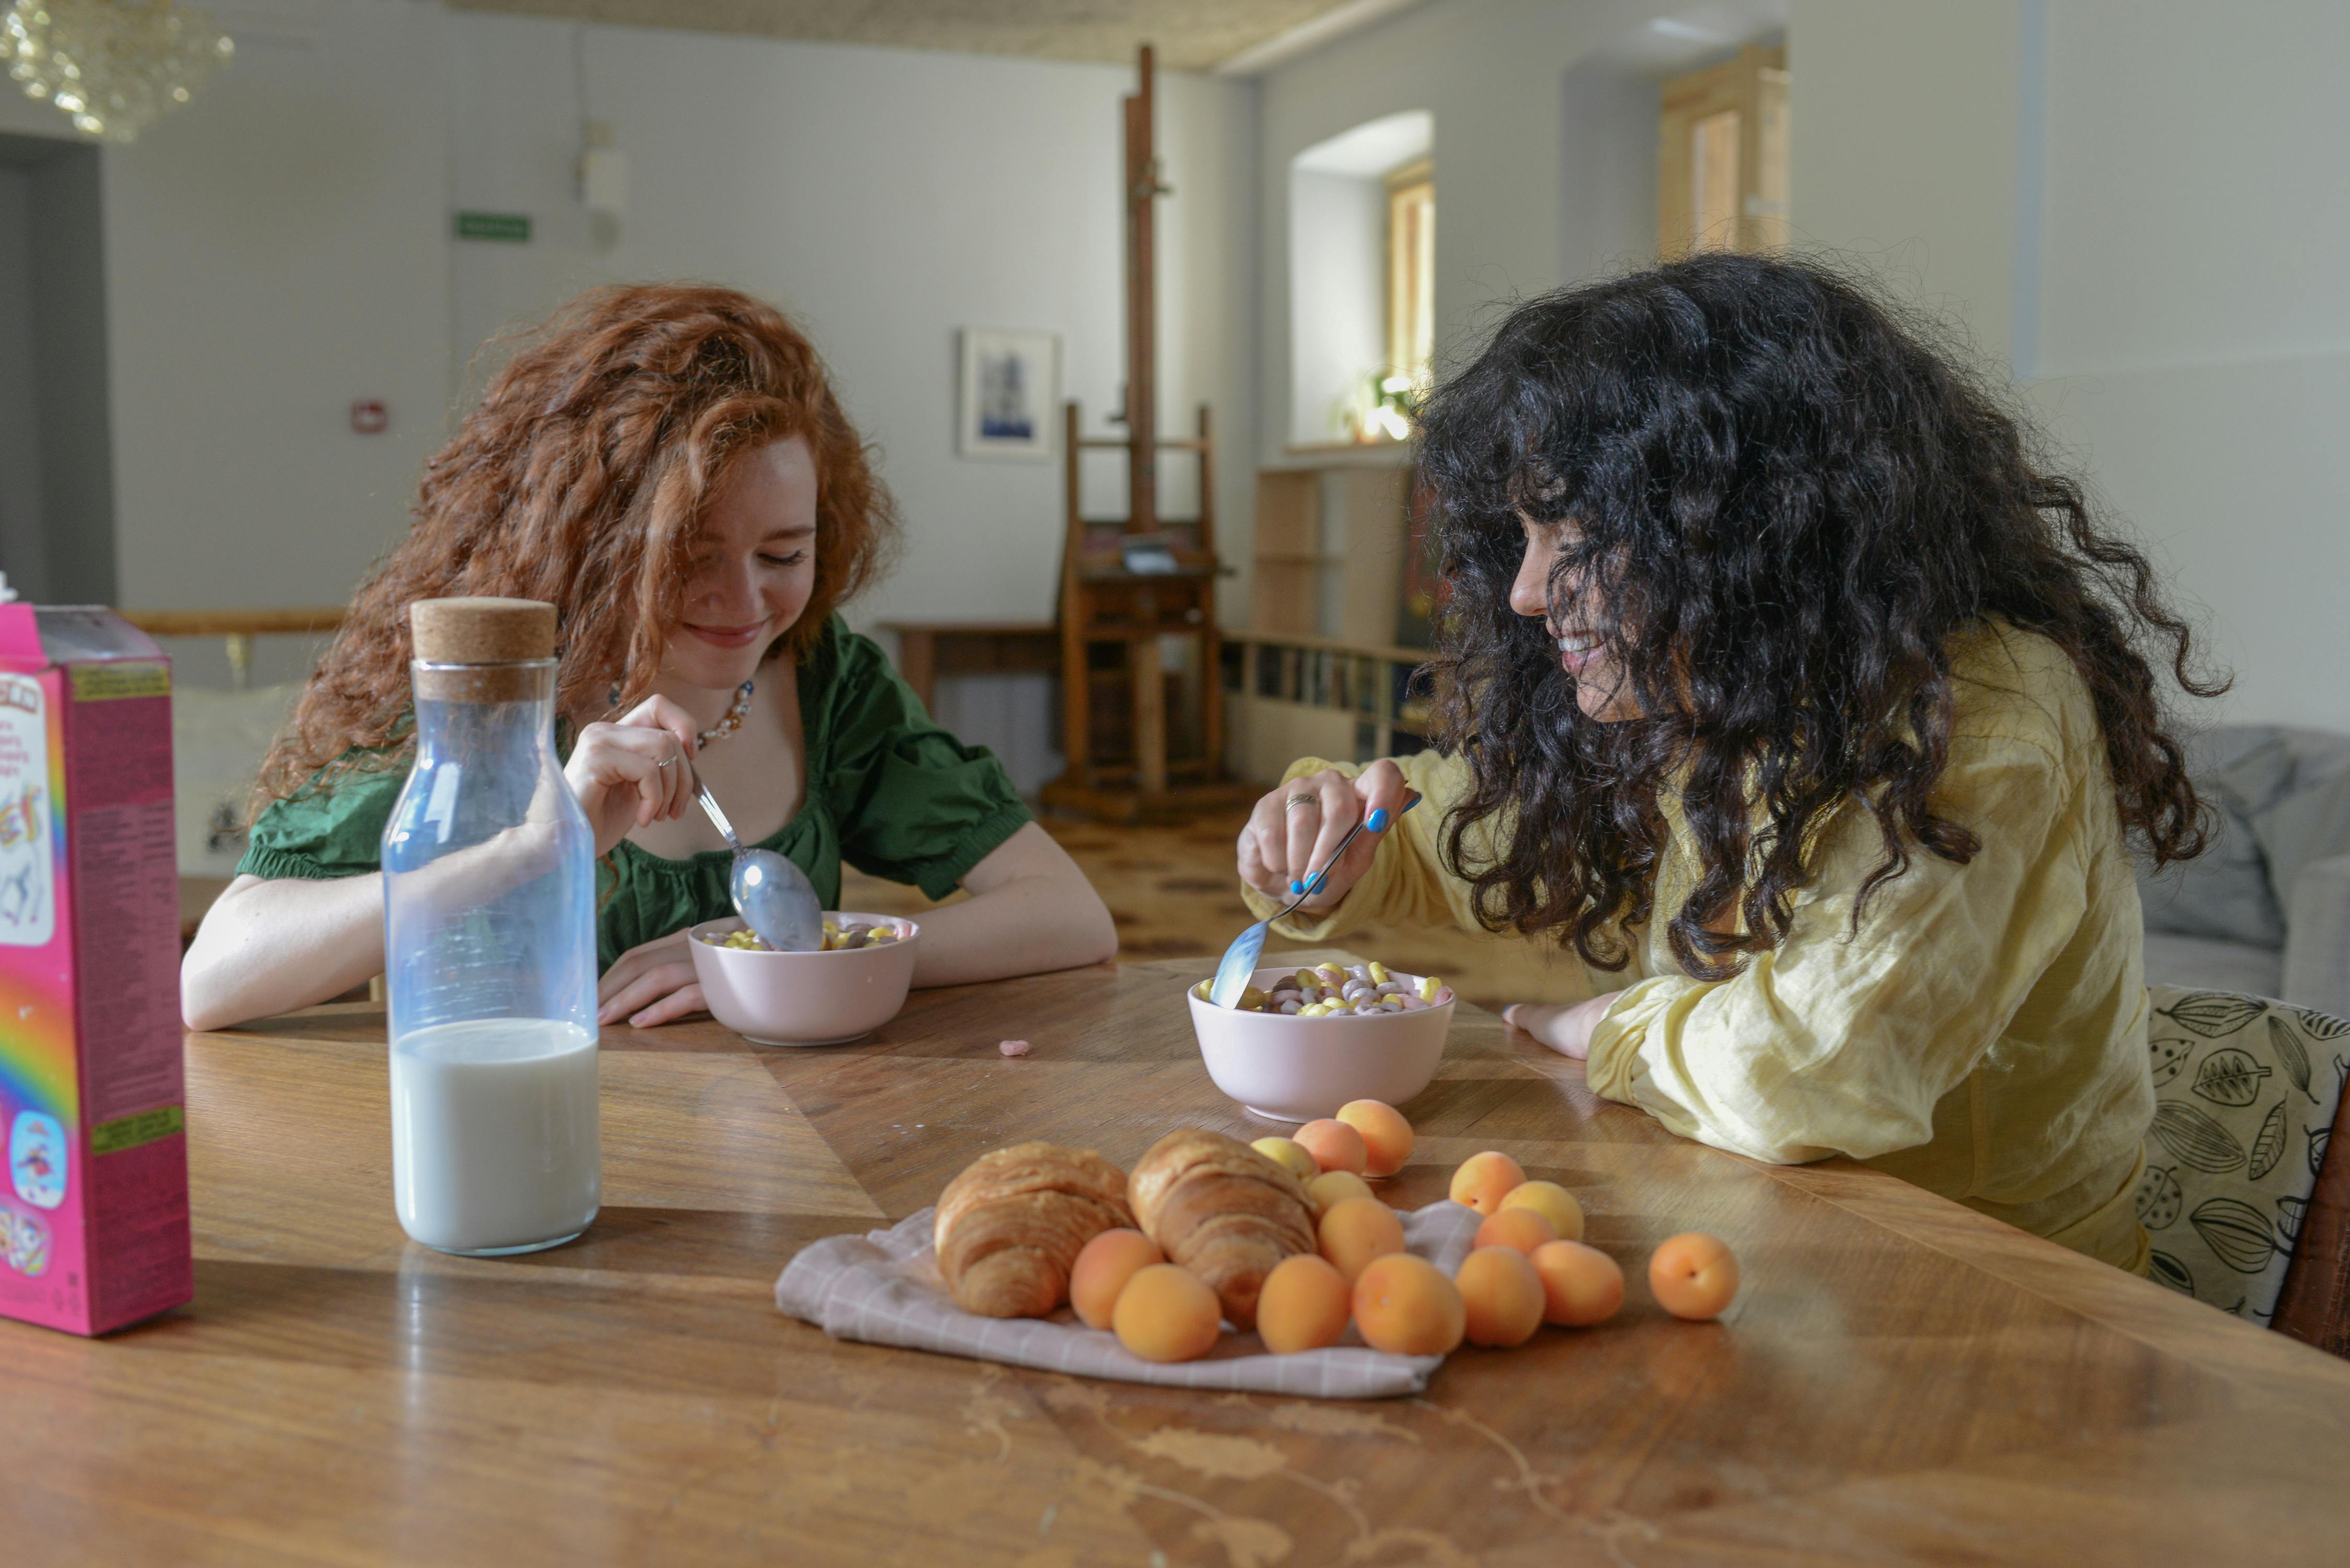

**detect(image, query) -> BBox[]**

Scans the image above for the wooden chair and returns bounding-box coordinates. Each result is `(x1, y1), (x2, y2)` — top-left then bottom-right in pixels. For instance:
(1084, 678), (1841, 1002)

(2140, 984), (2350, 1354)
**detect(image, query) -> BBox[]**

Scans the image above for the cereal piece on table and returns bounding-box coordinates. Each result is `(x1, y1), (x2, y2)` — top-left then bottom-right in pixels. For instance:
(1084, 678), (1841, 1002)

(999, 1039), (1030, 1057)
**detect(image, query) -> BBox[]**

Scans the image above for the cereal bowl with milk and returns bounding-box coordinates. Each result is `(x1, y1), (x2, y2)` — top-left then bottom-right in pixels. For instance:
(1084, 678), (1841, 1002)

(687, 913), (920, 1046)
(1186, 959), (1454, 1123)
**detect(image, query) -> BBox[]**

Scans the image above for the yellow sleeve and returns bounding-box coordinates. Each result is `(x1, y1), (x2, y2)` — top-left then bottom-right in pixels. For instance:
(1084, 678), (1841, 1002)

(1583, 732), (2086, 1165)
(1239, 750), (1480, 942)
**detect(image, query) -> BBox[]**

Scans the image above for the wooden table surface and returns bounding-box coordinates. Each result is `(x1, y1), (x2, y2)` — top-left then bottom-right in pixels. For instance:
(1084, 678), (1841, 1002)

(14, 954), (2350, 1566)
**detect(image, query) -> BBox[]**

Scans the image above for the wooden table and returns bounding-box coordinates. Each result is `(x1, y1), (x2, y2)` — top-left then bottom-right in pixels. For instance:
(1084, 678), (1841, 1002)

(14, 956), (2350, 1565)
(878, 619), (1060, 714)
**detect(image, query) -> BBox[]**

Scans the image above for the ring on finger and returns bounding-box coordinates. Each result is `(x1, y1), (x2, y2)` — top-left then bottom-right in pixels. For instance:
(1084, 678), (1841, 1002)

(1284, 794), (1320, 812)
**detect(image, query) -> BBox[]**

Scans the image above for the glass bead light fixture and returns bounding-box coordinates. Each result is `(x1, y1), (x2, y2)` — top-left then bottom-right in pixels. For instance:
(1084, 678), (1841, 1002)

(4, 0), (232, 143)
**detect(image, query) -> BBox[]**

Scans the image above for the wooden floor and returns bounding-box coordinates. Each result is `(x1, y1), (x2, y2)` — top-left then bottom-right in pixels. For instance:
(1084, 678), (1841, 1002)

(844, 811), (1596, 1011)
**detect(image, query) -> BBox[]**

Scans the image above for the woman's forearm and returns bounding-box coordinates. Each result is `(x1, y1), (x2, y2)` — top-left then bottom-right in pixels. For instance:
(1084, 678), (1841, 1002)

(908, 824), (1117, 987)
(181, 873), (386, 1031)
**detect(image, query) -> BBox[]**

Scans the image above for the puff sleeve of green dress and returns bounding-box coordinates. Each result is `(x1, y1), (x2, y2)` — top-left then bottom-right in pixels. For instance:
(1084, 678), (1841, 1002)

(239, 618), (1034, 970)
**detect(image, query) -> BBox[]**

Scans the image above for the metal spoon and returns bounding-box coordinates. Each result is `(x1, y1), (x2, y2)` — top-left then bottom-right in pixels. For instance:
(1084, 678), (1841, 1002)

(1208, 792), (1420, 1008)
(692, 769), (825, 952)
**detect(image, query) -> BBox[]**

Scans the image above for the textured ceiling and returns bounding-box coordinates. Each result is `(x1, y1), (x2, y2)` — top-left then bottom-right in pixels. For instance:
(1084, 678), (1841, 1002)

(445, 0), (1381, 71)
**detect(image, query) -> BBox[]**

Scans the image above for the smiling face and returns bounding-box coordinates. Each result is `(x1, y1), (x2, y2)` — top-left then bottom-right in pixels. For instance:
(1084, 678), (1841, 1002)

(1509, 513), (1639, 723)
(662, 435), (819, 691)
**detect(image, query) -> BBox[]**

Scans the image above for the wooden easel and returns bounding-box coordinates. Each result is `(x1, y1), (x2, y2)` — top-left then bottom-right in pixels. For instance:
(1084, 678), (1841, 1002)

(1039, 45), (1249, 823)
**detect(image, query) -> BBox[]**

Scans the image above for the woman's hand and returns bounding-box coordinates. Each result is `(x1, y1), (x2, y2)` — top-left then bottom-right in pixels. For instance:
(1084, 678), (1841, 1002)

(597, 930), (707, 1029)
(1504, 992), (1624, 1060)
(565, 696), (701, 858)
(1237, 760), (1414, 913)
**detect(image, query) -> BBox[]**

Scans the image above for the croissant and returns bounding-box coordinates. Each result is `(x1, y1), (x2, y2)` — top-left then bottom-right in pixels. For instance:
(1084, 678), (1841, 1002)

(933, 1141), (1134, 1318)
(1128, 1129), (1315, 1330)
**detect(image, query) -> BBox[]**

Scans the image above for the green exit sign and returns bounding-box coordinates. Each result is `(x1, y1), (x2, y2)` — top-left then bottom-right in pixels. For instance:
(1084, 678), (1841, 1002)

(455, 210), (531, 243)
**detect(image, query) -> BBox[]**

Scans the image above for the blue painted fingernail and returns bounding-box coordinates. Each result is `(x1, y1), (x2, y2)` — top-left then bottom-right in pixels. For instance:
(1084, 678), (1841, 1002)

(1309, 871), (1329, 893)
(1367, 808), (1390, 832)
(1290, 879), (1305, 894)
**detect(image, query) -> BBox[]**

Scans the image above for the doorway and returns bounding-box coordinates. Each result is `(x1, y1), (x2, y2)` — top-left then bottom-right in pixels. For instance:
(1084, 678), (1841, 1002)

(0, 132), (114, 605)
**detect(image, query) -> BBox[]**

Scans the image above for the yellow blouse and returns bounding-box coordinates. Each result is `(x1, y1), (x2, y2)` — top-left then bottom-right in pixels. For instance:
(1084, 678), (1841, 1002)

(1249, 623), (2155, 1272)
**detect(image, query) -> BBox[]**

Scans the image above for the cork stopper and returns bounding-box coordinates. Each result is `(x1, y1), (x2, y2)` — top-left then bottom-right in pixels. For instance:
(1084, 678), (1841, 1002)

(408, 597), (557, 664)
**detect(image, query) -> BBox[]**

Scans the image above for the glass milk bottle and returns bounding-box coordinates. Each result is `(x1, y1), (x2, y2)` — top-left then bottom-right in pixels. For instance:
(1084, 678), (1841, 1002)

(382, 597), (599, 1255)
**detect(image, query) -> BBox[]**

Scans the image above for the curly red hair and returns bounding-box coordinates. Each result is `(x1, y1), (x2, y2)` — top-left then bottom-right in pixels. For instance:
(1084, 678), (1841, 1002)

(256, 282), (899, 805)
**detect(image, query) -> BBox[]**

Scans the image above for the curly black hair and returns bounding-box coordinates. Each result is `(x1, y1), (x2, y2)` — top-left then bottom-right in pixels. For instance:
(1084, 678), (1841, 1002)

(1416, 251), (2221, 980)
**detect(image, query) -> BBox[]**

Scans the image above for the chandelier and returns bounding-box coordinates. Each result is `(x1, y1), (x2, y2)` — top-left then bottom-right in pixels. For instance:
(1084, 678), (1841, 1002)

(4, 0), (232, 143)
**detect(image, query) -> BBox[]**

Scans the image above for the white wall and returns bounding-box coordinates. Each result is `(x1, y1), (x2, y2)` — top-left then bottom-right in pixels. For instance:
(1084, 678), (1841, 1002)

(1557, 56), (1659, 289)
(1287, 168), (1387, 442)
(1785, 0), (2022, 368)
(87, 0), (453, 685)
(445, 13), (1256, 638)
(2, 0), (1253, 701)
(2024, 0), (2350, 728)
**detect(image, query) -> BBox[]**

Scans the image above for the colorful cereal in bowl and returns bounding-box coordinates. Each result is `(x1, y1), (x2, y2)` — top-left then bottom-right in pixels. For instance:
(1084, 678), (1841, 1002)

(1185, 962), (1454, 1123)
(687, 913), (920, 1047)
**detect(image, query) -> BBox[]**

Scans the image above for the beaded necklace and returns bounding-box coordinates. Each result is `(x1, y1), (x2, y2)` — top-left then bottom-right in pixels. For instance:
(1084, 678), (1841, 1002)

(609, 679), (756, 747)
(695, 680), (757, 747)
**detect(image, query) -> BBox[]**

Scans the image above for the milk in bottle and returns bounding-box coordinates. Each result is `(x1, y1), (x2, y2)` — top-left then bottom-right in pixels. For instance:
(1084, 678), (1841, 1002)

(381, 598), (598, 1255)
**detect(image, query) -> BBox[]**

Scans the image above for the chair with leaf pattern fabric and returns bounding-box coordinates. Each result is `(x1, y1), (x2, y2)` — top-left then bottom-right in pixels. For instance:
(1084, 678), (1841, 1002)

(2140, 985), (2350, 1353)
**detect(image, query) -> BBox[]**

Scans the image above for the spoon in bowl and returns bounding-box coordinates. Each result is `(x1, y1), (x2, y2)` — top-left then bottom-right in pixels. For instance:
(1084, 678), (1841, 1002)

(691, 768), (825, 952)
(1208, 792), (1419, 1008)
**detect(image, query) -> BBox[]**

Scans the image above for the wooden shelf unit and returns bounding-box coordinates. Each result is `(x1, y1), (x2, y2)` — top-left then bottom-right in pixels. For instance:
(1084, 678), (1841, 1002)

(1222, 630), (1436, 786)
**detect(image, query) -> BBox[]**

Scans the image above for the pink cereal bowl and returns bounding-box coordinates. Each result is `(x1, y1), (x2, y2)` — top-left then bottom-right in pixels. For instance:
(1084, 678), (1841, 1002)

(687, 912), (920, 1047)
(1186, 964), (1453, 1123)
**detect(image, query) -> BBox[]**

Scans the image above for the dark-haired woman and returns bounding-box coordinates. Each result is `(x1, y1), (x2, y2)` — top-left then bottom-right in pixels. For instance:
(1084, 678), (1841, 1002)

(183, 284), (1115, 1032)
(1238, 253), (2216, 1272)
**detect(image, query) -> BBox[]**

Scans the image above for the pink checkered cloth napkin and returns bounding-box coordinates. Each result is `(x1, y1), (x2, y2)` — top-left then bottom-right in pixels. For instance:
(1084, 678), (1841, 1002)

(775, 1200), (1482, 1398)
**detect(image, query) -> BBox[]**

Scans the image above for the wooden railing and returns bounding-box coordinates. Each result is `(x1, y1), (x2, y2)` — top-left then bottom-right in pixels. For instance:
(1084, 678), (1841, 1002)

(119, 608), (346, 689)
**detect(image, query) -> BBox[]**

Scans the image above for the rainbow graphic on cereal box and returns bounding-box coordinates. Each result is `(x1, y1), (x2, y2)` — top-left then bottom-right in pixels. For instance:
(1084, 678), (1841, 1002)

(0, 597), (192, 1336)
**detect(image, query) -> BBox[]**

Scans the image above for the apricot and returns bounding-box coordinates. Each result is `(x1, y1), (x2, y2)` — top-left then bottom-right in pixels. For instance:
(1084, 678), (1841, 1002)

(1456, 1245), (1545, 1348)
(1295, 1118), (1368, 1176)
(1335, 1099), (1414, 1177)
(1448, 1151), (1525, 1216)
(1473, 1206), (1556, 1257)
(1256, 1253), (1351, 1354)
(1251, 1136), (1321, 1182)
(1649, 1232), (1740, 1321)
(1306, 1169), (1376, 1218)
(1112, 1264), (1223, 1362)
(1318, 1195), (1405, 1284)
(1499, 1180), (1584, 1242)
(1530, 1239), (1624, 1327)
(1352, 1253), (1465, 1356)
(1070, 1228), (1165, 1330)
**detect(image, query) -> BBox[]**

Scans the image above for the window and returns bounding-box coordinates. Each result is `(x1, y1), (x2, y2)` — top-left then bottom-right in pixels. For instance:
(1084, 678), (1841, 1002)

(1658, 44), (1788, 257)
(1385, 160), (1434, 394)
(1287, 110), (1432, 446)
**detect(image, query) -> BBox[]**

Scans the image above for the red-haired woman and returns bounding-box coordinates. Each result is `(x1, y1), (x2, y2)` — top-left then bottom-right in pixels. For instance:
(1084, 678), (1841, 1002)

(182, 285), (1115, 1032)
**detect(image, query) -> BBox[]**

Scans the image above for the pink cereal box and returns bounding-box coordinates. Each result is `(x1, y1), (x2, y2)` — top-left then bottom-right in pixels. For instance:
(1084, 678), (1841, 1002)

(0, 588), (192, 1336)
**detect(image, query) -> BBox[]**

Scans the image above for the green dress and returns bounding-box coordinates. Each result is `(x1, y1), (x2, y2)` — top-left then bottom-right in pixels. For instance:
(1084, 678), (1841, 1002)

(239, 618), (1034, 970)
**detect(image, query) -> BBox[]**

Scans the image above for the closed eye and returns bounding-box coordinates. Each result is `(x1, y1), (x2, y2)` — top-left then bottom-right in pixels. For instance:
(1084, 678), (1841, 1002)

(759, 551), (809, 567)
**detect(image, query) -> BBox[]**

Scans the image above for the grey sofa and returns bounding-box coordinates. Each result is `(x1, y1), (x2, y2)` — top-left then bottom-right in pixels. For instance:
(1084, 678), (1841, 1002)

(2138, 724), (2350, 1022)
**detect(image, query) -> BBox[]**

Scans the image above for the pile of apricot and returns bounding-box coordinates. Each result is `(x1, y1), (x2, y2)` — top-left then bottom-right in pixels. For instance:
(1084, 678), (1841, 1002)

(1075, 1100), (1742, 1363)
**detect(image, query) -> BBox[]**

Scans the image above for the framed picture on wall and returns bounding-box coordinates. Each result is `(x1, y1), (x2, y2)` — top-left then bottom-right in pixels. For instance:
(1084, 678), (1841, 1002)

(958, 328), (1059, 460)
